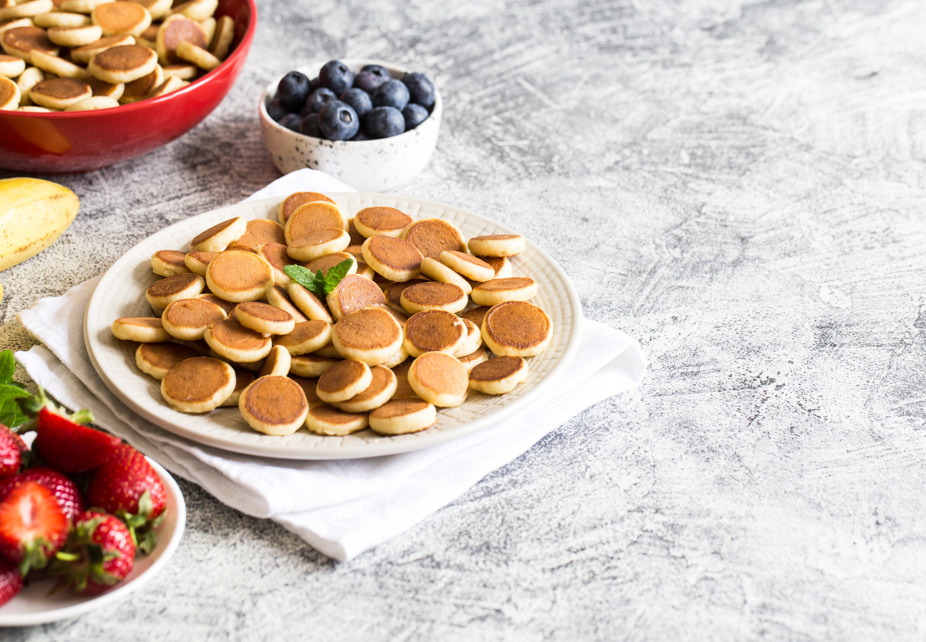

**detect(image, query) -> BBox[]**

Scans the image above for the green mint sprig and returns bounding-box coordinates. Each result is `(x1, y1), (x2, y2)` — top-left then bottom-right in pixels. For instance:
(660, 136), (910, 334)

(0, 350), (30, 429)
(283, 259), (355, 299)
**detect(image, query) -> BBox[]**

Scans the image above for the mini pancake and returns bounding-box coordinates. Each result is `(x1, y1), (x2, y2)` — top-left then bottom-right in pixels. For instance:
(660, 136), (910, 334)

(65, 95), (120, 110)
(111, 316), (171, 342)
(266, 284), (309, 323)
(305, 403), (368, 436)
(459, 305), (491, 329)
(160, 297), (227, 340)
(256, 344), (291, 378)
(274, 319), (330, 356)
(183, 250), (216, 275)
(316, 359), (372, 403)
(331, 306), (403, 366)
(0, 0), (52, 21)
(467, 234), (525, 257)
(209, 349), (264, 372)
(403, 309), (467, 358)
(369, 399), (436, 435)
(134, 0), (170, 19)
(284, 201), (347, 245)
(346, 220), (365, 247)
(289, 375), (322, 407)
(277, 191), (335, 225)
(118, 63), (162, 102)
(34, 12), (92, 27)
(289, 354), (339, 378)
(419, 256), (472, 295)
(286, 282), (333, 323)
(175, 39), (218, 70)
(16, 65), (43, 100)
(155, 14), (205, 64)
(169, 0), (216, 21)
(208, 13), (233, 59)
(59, 0), (115, 13)
(147, 75), (187, 98)
(205, 250), (274, 302)
(476, 255), (512, 279)
(70, 33), (133, 63)
(220, 366), (254, 407)
(454, 318), (482, 357)
(381, 341), (408, 368)
(0, 75), (18, 108)
(368, 303), (408, 329)
(457, 344), (488, 372)
(402, 218), (466, 260)
(0, 20), (34, 36)
(89, 43), (157, 83)
(470, 277), (537, 306)
(162, 62), (196, 79)
(239, 375), (308, 436)
(227, 218), (285, 253)
(361, 235), (423, 282)
(407, 352), (468, 407)
(481, 300), (552, 357)
(383, 278), (428, 313)
(193, 292), (236, 315)
(399, 281), (467, 315)
(235, 301), (294, 335)
(180, 338), (211, 354)
(17, 106), (52, 111)
(46, 22), (100, 45)
(469, 355), (528, 395)
(30, 50), (88, 79)
(390, 360), (418, 399)
(304, 252), (356, 279)
(332, 365), (396, 413)
(439, 250), (495, 282)
(198, 16), (214, 44)
(354, 261), (375, 280)
(313, 341), (341, 359)
(2, 27), (59, 63)
(204, 318), (272, 363)
(150, 249), (189, 276)
(286, 228), (350, 262)
(160, 355), (234, 413)
(135, 341), (199, 379)
(353, 206), (413, 238)
(145, 272), (204, 309)
(0, 54), (25, 77)
(326, 273), (387, 321)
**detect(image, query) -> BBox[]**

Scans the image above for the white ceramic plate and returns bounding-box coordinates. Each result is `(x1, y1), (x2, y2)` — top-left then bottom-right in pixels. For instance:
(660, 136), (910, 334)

(84, 194), (582, 460)
(0, 458), (186, 627)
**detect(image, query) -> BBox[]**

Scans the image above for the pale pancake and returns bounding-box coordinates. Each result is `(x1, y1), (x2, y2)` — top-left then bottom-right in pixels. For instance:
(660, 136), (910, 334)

(286, 282), (333, 323)
(30, 50), (88, 79)
(228, 218), (285, 253)
(0, 0), (52, 23)
(361, 235), (423, 282)
(151, 249), (189, 276)
(304, 403), (368, 436)
(190, 217), (246, 251)
(204, 318), (272, 363)
(169, 0), (216, 21)
(145, 272), (204, 309)
(289, 354), (339, 378)
(65, 95), (120, 110)
(457, 344), (488, 372)
(160, 356), (234, 413)
(467, 234), (525, 257)
(403, 309), (466, 358)
(15, 65), (43, 102)
(481, 300), (552, 357)
(368, 399), (436, 435)
(332, 365), (397, 413)
(183, 250), (216, 275)
(118, 63), (162, 103)
(89, 43), (157, 83)
(175, 40), (218, 70)
(46, 23), (101, 46)
(419, 256), (472, 295)
(34, 12), (93, 28)
(453, 318), (483, 357)
(256, 345), (291, 378)
(111, 316), (170, 342)
(135, 341), (199, 380)
(70, 33), (133, 63)
(235, 301), (295, 335)
(208, 13), (233, 59)
(162, 62), (196, 79)
(331, 306), (403, 366)
(239, 375), (308, 436)
(353, 206), (413, 238)
(133, 0), (170, 19)
(407, 352), (468, 407)
(266, 284), (309, 323)
(286, 227), (350, 262)
(439, 250), (495, 282)
(205, 250), (273, 302)
(402, 218), (466, 260)
(220, 366), (254, 407)
(146, 75), (187, 98)
(160, 297), (226, 340)
(383, 278), (428, 313)
(277, 191), (335, 225)
(274, 319), (331, 356)
(468, 355), (528, 395)
(316, 359), (372, 403)
(399, 281), (467, 315)
(470, 277), (537, 306)
(326, 273), (386, 321)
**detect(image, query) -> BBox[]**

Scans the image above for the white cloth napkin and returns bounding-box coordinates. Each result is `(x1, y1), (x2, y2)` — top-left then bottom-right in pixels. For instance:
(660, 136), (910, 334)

(14, 169), (647, 561)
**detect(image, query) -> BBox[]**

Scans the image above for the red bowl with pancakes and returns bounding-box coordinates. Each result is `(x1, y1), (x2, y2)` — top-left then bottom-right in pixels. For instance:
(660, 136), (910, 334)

(0, 0), (256, 174)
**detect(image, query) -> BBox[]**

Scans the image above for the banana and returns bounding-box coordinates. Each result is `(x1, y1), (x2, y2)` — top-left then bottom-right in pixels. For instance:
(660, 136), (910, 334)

(0, 177), (80, 273)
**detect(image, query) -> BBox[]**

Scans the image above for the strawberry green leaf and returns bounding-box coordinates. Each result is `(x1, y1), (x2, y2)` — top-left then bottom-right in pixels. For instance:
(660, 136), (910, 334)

(0, 351), (30, 428)
(0, 350), (14, 384)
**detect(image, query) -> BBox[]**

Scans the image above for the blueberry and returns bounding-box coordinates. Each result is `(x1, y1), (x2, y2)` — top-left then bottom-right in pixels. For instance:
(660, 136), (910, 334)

(266, 97), (289, 123)
(301, 113), (322, 138)
(354, 67), (390, 93)
(372, 79), (410, 110)
(365, 106), (405, 139)
(310, 76), (320, 90)
(319, 60), (354, 96)
(339, 88), (373, 119)
(318, 100), (360, 141)
(301, 87), (336, 116)
(277, 71), (311, 111)
(402, 103), (429, 130)
(279, 113), (303, 133)
(401, 72), (435, 108)
(351, 129), (371, 141)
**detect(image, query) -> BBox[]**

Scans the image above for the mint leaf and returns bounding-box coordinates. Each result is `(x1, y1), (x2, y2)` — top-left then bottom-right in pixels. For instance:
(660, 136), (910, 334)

(0, 350), (29, 429)
(323, 259), (355, 295)
(283, 264), (325, 298)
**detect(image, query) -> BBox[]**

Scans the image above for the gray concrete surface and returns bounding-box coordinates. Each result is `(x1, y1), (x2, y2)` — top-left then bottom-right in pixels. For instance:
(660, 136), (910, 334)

(3, 0), (926, 639)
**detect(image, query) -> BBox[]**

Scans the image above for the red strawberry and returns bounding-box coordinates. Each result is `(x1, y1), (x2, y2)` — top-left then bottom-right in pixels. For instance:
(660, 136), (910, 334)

(52, 511), (135, 595)
(0, 557), (23, 607)
(85, 444), (166, 554)
(34, 407), (121, 473)
(0, 425), (28, 478)
(0, 467), (84, 523)
(0, 481), (69, 575)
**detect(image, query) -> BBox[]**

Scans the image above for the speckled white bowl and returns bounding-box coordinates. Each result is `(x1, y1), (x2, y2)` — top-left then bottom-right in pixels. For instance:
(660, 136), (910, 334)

(259, 59), (442, 192)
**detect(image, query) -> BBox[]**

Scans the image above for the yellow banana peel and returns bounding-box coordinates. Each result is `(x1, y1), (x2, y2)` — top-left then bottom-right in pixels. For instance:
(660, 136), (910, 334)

(0, 177), (80, 274)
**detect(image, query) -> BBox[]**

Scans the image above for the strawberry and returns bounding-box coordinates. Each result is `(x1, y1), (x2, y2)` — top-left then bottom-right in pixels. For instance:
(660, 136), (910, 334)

(52, 511), (135, 595)
(0, 425), (28, 479)
(0, 467), (84, 523)
(0, 481), (69, 575)
(85, 444), (166, 554)
(33, 407), (122, 473)
(0, 557), (22, 606)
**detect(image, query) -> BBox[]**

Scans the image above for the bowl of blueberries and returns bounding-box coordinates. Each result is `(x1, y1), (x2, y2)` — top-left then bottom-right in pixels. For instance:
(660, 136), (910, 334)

(259, 59), (441, 192)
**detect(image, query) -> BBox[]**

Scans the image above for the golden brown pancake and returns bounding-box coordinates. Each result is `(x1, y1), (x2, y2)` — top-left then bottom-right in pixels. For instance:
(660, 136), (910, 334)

(439, 250), (495, 282)
(118, 64), (162, 103)
(2, 26), (58, 61)
(278, 191), (336, 224)
(316, 359), (371, 403)
(286, 228), (350, 262)
(474, 255), (511, 279)
(368, 303), (408, 329)
(289, 375), (322, 407)
(404, 310), (466, 357)
(145, 272), (204, 309)
(457, 344), (488, 372)
(331, 306), (402, 365)
(205, 250), (273, 302)
(112, 316), (172, 342)
(235, 301), (294, 336)
(256, 345), (291, 378)
(402, 218), (465, 260)
(29, 77), (92, 108)
(399, 281), (467, 315)
(184, 250), (217, 275)
(135, 341), (199, 379)
(258, 242), (296, 285)
(286, 282), (333, 323)
(284, 201), (346, 244)
(0, 76), (18, 109)
(467, 234), (525, 257)
(468, 355), (528, 394)
(331, 365), (396, 413)
(89, 44), (157, 83)
(361, 235), (423, 282)
(156, 14), (205, 64)
(266, 284), (310, 323)
(460, 306), (491, 329)
(289, 354), (339, 378)
(384, 278), (428, 310)
(353, 206), (413, 238)
(239, 375), (308, 435)
(274, 319), (330, 355)
(470, 277), (537, 306)
(408, 352), (468, 407)
(368, 398), (436, 435)
(92, 1), (150, 36)
(160, 356), (234, 413)
(346, 219), (365, 246)
(305, 251), (355, 278)
(151, 251), (188, 277)
(304, 403), (368, 436)
(221, 366), (255, 407)
(205, 318), (272, 362)
(390, 360), (419, 399)
(70, 33), (133, 63)
(481, 301), (551, 357)
(194, 293), (236, 314)
(228, 218), (286, 253)
(160, 297), (226, 340)
(327, 274), (386, 320)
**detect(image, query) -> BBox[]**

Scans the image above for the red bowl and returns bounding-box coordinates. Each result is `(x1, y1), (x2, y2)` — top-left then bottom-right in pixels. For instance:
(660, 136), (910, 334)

(0, 0), (256, 174)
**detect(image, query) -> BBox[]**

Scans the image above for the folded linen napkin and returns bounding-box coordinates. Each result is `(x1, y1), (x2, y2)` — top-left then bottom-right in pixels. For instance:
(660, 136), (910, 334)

(14, 169), (647, 561)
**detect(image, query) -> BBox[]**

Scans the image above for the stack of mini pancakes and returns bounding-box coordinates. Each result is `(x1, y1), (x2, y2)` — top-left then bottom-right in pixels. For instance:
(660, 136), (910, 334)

(111, 191), (553, 438)
(0, 0), (235, 112)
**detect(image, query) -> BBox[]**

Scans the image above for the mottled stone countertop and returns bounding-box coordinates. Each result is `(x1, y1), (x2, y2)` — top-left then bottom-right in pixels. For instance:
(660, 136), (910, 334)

(2, 0), (926, 639)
